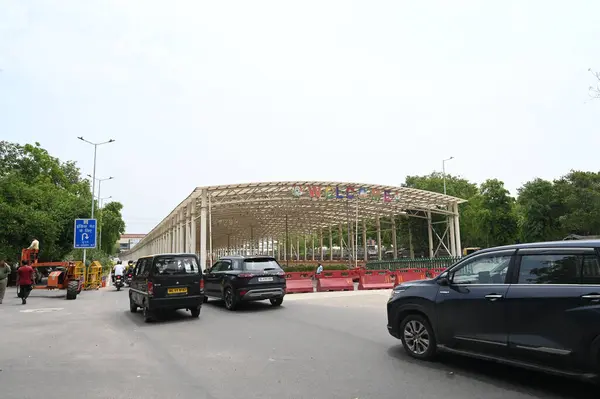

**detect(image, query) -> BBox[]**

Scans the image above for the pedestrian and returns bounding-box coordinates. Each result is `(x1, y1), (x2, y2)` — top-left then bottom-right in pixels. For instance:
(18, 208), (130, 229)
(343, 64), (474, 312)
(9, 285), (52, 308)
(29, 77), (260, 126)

(0, 259), (11, 304)
(28, 237), (40, 263)
(17, 260), (34, 305)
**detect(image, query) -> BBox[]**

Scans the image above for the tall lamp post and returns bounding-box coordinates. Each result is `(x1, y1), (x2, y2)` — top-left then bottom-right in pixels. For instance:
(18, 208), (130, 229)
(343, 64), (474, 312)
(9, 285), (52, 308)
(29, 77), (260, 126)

(442, 156), (454, 195)
(97, 195), (113, 251)
(78, 137), (115, 265)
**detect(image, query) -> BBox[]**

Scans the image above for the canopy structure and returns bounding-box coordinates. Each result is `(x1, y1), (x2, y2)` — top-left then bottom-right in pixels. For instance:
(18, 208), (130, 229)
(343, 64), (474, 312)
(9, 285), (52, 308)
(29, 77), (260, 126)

(122, 181), (467, 268)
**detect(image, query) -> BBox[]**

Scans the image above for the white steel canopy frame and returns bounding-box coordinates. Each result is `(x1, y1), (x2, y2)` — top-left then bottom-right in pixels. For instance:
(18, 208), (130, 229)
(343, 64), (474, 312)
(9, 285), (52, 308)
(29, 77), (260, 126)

(122, 181), (466, 269)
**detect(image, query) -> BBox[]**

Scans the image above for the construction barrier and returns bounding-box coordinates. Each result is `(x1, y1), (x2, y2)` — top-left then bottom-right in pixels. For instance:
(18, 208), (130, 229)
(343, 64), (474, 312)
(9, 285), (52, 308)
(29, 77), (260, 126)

(349, 267), (366, 282)
(285, 272), (314, 294)
(85, 261), (102, 290)
(428, 267), (447, 277)
(395, 268), (430, 283)
(358, 270), (395, 290)
(316, 270), (354, 292)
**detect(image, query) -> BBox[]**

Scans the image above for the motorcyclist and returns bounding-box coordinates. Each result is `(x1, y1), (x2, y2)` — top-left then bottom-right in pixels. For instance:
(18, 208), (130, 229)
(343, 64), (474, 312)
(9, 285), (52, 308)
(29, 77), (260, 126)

(112, 260), (125, 284)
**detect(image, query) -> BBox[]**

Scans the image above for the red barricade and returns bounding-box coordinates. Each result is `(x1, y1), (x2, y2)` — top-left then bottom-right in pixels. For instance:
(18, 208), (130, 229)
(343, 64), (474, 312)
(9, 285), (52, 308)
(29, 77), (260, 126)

(349, 267), (365, 282)
(358, 270), (395, 290)
(428, 268), (446, 278)
(395, 268), (429, 283)
(316, 270), (354, 292)
(285, 272), (314, 294)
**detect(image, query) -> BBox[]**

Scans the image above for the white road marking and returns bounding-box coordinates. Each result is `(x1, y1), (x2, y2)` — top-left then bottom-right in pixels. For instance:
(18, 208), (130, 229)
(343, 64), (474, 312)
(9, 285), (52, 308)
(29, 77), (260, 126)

(20, 307), (64, 313)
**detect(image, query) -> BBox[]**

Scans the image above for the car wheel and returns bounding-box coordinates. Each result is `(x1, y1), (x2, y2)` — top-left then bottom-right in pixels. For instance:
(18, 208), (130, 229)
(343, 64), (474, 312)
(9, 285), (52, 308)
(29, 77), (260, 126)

(400, 314), (436, 360)
(190, 306), (201, 318)
(143, 304), (153, 323)
(270, 297), (283, 307)
(129, 296), (137, 313)
(224, 287), (237, 311)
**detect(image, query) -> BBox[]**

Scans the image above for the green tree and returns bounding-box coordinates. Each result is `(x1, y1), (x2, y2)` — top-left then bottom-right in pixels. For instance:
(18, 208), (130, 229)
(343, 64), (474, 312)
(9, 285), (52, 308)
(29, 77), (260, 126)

(554, 171), (600, 236)
(0, 141), (124, 263)
(478, 179), (518, 247)
(99, 201), (126, 254)
(516, 178), (564, 242)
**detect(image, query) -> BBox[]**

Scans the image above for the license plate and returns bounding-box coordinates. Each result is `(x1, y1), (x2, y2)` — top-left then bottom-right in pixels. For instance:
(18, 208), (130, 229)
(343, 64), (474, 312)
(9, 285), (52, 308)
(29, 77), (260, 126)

(167, 287), (188, 294)
(258, 277), (273, 282)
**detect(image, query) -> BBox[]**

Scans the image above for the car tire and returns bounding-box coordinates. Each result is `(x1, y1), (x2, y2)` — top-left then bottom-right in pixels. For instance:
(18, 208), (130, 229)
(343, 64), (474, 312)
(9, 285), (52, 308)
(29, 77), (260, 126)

(129, 296), (137, 313)
(400, 314), (436, 360)
(143, 304), (153, 323)
(270, 297), (283, 307)
(190, 306), (201, 318)
(224, 287), (237, 311)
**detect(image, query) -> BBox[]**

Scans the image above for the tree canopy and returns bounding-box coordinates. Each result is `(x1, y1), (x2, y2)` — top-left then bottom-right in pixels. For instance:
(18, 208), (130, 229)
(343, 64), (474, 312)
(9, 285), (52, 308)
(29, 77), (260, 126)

(0, 141), (125, 263)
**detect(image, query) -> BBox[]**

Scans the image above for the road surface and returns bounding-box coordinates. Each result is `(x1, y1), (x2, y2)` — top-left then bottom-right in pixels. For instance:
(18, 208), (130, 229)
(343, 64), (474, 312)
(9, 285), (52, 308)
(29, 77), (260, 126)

(0, 287), (595, 399)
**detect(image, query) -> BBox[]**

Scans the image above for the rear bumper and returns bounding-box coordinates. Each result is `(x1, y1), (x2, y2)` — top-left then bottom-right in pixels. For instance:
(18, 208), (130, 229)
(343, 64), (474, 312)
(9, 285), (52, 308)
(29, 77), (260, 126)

(239, 288), (285, 301)
(149, 295), (204, 310)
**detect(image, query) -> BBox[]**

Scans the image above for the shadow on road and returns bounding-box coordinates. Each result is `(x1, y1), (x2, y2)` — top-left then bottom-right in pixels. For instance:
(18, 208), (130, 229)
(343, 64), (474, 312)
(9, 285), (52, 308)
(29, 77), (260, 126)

(123, 309), (201, 327)
(205, 298), (284, 313)
(387, 345), (597, 399)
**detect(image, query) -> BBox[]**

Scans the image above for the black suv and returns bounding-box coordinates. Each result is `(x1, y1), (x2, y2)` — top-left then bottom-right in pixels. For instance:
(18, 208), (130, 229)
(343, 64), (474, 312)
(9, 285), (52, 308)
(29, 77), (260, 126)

(204, 256), (286, 310)
(129, 253), (204, 322)
(387, 240), (600, 381)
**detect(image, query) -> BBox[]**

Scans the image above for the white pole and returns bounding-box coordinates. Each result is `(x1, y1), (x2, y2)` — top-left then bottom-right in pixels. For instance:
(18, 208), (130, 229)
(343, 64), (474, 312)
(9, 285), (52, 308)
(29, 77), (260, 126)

(208, 194), (213, 265)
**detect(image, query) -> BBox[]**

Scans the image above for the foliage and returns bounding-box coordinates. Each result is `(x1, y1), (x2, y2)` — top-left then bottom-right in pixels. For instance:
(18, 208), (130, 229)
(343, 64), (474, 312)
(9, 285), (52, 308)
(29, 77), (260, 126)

(478, 179), (518, 247)
(99, 201), (126, 254)
(0, 141), (124, 264)
(516, 178), (563, 242)
(281, 264), (349, 272)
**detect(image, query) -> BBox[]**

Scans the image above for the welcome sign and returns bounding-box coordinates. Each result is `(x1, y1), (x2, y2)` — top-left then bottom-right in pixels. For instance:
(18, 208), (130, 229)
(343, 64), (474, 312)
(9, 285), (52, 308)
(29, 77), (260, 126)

(291, 185), (402, 203)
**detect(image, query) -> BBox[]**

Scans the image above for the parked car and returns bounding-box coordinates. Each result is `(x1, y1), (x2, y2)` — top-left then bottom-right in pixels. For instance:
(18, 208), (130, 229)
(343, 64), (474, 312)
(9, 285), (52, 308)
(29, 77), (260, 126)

(387, 240), (600, 382)
(204, 255), (286, 310)
(129, 253), (204, 322)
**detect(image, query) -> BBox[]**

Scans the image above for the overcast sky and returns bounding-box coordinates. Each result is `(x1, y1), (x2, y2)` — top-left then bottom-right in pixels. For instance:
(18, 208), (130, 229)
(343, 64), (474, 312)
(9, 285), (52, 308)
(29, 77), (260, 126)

(1, 0), (599, 233)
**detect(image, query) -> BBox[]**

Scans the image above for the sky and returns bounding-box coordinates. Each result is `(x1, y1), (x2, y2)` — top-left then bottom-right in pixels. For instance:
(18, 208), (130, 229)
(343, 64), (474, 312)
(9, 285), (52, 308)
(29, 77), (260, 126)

(1, 0), (599, 234)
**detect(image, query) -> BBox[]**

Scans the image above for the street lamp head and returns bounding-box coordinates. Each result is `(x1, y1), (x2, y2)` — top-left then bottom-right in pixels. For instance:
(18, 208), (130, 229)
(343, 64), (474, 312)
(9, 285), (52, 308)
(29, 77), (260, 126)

(77, 136), (84, 141)
(108, 139), (115, 143)
(108, 176), (114, 180)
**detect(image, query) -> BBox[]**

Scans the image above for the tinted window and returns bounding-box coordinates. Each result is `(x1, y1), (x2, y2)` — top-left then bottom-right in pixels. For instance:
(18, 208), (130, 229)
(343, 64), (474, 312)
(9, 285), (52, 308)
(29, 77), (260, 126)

(243, 258), (282, 272)
(153, 256), (199, 275)
(517, 254), (579, 284)
(450, 254), (511, 285)
(582, 255), (600, 284)
(136, 259), (148, 277)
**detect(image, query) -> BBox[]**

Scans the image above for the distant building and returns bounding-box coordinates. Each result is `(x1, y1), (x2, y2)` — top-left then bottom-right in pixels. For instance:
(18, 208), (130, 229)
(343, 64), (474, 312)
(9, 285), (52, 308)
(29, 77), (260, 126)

(119, 234), (146, 252)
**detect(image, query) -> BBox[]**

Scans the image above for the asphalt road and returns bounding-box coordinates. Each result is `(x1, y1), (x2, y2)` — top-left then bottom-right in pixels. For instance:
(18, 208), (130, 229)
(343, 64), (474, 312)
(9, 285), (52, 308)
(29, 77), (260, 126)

(0, 287), (595, 399)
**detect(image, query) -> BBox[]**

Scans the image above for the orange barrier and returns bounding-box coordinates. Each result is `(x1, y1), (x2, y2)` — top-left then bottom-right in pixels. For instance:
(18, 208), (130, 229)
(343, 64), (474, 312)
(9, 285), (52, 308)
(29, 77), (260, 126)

(285, 272), (314, 294)
(428, 268), (446, 277)
(316, 270), (354, 292)
(395, 268), (429, 283)
(358, 270), (395, 290)
(349, 267), (366, 282)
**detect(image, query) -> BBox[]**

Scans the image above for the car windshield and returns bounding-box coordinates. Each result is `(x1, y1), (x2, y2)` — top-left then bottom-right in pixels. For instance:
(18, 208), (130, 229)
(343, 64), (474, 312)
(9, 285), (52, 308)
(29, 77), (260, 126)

(153, 256), (200, 275)
(243, 259), (283, 272)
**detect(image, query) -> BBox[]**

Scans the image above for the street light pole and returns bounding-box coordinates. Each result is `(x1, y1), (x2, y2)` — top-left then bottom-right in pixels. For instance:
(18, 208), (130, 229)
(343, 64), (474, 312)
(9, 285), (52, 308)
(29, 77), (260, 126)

(78, 137), (115, 265)
(442, 156), (454, 195)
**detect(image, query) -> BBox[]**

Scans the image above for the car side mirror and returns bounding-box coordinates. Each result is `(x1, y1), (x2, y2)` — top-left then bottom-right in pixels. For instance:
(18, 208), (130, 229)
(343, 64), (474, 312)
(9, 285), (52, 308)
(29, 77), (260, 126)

(204, 268), (210, 274)
(437, 275), (450, 286)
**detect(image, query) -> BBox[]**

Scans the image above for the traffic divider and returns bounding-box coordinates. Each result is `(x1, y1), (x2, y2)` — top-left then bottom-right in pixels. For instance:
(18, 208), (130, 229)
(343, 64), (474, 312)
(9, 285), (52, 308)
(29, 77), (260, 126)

(285, 272), (314, 294)
(395, 268), (429, 283)
(358, 270), (395, 290)
(316, 270), (354, 292)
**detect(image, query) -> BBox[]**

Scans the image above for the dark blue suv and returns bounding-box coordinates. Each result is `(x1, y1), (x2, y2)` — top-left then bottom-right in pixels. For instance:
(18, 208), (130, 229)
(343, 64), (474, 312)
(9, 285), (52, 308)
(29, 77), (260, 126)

(387, 240), (600, 381)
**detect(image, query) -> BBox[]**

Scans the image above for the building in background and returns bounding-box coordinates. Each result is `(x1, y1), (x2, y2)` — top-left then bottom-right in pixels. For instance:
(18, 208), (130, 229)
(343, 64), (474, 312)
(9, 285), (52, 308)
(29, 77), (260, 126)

(119, 234), (146, 252)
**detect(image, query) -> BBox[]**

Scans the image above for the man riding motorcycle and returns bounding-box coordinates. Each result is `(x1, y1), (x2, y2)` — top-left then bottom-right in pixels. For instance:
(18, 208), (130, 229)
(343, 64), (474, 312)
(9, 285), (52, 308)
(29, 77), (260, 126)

(112, 260), (125, 284)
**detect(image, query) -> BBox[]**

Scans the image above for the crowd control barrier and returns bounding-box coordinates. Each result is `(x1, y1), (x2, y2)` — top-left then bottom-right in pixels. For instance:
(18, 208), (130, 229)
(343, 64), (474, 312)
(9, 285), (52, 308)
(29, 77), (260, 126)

(358, 270), (395, 290)
(285, 272), (314, 294)
(316, 270), (354, 292)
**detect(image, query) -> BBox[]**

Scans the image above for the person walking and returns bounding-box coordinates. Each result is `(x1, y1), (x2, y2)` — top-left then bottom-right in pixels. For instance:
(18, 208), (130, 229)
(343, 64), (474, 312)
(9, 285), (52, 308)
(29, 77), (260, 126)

(0, 260), (11, 304)
(17, 261), (34, 305)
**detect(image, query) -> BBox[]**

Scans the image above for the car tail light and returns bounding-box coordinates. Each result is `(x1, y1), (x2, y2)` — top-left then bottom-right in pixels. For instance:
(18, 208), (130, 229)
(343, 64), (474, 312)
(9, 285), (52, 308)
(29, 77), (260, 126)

(276, 271), (285, 276)
(239, 290), (248, 297)
(200, 279), (205, 290)
(238, 273), (255, 278)
(147, 281), (154, 295)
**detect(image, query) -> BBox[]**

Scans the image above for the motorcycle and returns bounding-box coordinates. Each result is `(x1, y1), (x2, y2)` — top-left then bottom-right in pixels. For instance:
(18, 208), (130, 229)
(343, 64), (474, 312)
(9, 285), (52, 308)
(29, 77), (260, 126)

(125, 272), (133, 287)
(114, 274), (124, 291)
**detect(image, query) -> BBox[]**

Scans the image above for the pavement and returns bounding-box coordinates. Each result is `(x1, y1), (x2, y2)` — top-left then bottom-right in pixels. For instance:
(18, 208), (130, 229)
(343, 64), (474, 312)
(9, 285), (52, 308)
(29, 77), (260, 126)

(0, 286), (596, 399)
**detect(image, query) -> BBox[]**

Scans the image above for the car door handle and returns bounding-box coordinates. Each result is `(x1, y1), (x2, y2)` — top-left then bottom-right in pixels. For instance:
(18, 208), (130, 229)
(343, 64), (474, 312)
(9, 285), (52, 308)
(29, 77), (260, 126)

(485, 294), (503, 301)
(581, 294), (600, 300)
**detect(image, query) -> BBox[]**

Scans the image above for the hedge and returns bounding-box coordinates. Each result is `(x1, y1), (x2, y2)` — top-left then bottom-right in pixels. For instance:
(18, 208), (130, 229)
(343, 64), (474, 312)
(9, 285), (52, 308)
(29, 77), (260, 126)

(281, 264), (349, 272)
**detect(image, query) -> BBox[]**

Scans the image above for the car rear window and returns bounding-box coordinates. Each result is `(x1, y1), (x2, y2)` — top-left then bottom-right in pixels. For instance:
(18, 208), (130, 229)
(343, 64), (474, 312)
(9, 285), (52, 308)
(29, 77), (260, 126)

(153, 256), (200, 275)
(243, 258), (283, 272)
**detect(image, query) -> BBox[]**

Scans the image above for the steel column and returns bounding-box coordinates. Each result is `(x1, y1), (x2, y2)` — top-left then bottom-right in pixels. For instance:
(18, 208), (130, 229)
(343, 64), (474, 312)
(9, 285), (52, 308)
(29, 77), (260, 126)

(427, 210), (434, 258)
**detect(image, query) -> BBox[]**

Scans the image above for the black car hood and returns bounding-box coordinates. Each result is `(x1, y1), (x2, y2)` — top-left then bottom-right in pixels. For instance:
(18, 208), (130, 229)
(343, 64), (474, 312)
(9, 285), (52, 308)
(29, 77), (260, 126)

(396, 278), (436, 288)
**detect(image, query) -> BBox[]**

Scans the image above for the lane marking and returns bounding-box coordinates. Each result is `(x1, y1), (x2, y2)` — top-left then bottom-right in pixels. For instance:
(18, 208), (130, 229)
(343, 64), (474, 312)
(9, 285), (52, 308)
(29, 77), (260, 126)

(20, 307), (64, 313)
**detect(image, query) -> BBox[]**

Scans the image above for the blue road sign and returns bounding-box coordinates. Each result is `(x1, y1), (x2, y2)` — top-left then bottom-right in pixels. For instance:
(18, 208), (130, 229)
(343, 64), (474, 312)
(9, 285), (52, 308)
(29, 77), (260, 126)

(74, 219), (97, 249)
